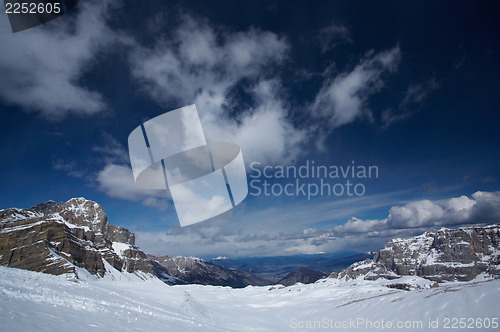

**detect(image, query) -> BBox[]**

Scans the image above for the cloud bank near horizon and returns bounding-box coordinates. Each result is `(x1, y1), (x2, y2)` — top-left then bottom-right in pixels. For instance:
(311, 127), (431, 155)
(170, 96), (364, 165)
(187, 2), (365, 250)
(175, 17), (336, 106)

(135, 190), (500, 257)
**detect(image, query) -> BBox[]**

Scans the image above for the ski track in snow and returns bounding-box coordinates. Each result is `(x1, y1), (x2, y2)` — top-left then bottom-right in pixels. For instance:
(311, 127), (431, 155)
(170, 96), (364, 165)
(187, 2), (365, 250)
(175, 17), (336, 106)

(0, 266), (499, 331)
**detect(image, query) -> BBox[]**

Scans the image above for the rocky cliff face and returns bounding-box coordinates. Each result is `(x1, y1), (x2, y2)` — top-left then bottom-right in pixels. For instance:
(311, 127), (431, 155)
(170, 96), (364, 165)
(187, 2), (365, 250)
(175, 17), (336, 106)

(148, 254), (271, 288)
(336, 224), (500, 282)
(0, 198), (153, 277)
(0, 198), (270, 287)
(277, 267), (327, 286)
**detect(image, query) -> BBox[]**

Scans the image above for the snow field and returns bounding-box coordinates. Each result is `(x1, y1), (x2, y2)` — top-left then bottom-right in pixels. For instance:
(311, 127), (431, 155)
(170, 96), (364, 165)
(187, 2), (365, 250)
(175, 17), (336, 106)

(0, 266), (498, 331)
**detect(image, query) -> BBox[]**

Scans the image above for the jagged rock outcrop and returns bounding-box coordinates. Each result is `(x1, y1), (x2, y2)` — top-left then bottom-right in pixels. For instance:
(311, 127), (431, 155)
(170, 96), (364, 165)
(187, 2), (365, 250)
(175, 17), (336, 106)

(335, 224), (500, 282)
(148, 254), (271, 288)
(0, 197), (271, 287)
(0, 198), (153, 277)
(277, 267), (327, 286)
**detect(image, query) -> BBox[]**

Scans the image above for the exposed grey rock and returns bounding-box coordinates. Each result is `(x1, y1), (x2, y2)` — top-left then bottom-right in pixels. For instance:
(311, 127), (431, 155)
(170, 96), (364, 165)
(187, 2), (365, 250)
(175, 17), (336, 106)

(337, 224), (500, 282)
(0, 198), (271, 287)
(0, 198), (153, 277)
(32, 197), (135, 245)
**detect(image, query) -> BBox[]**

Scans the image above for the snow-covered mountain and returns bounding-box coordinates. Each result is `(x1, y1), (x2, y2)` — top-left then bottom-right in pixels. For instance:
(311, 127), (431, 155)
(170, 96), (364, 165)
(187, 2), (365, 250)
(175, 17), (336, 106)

(335, 225), (500, 282)
(1, 199), (500, 330)
(2, 197), (500, 289)
(0, 197), (154, 277)
(148, 255), (271, 288)
(0, 198), (270, 287)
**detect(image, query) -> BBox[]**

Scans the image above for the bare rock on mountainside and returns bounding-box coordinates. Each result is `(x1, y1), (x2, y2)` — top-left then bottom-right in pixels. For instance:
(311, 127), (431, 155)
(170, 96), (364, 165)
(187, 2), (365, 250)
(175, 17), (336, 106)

(0, 198), (271, 287)
(0, 198), (153, 277)
(148, 254), (272, 288)
(334, 224), (500, 282)
(3, 198), (499, 286)
(277, 267), (327, 286)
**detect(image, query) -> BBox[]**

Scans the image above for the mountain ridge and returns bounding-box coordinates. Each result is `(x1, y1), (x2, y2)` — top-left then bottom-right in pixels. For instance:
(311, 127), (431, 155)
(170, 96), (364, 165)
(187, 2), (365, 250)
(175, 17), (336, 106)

(147, 254), (271, 287)
(0, 197), (153, 277)
(2, 198), (499, 288)
(333, 224), (500, 282)
(0, 197), (271, 287)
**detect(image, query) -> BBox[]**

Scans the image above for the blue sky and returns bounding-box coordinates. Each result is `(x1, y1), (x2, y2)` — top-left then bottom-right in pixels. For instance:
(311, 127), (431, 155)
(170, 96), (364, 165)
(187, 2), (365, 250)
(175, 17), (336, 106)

(1, 0), (499, 258)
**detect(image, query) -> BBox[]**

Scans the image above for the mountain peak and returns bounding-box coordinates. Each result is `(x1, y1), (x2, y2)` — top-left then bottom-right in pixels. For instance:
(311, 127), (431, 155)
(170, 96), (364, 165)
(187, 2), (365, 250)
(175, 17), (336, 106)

(1, 198), (270, 288)
(0, 197), (146, 277)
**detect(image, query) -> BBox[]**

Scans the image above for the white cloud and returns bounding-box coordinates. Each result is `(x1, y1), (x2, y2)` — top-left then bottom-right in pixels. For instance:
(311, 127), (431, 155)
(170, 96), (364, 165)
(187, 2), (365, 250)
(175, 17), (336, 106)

(333, 217), (386, 234)
(51, 132), (170, 211)
(311, 47), (401, 128)
(4, 10), (406, 166)
(469, 191), (500, 221)
(128, 17), (403, 165)
(128, 16), (305, 165)
(129, 17), (288, 106)
(91, 134), (170, 210)
(0, 0), (117, 118)
(96, 163), (169, 210)
(387, 199), (445, 228)
(334, 191), (500, 236)
(135, 191), (500, 257)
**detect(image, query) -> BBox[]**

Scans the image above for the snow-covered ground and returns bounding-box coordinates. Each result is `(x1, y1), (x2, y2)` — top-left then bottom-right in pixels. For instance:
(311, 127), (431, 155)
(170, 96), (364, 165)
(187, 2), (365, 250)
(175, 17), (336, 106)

(0, 266), (498, 331)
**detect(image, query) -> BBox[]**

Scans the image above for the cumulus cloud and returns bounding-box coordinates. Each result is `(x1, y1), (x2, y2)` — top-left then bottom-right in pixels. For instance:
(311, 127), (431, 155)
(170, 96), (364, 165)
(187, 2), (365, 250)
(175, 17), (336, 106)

(92, 133), (170, 210)
(34, 11), (412, 211)
(96, 163), (170, 210)
(311, 47), (401, 128)
(0, 0), (118, 118)
(128, 16), (404, 164)
(333, 217), (386, 234)
(5, 7), (406, 167)
(134, 191), (500, 257)
(129, 16), (289, 106)
(333, 191), (500, 236)
(128, 16), (306, 164)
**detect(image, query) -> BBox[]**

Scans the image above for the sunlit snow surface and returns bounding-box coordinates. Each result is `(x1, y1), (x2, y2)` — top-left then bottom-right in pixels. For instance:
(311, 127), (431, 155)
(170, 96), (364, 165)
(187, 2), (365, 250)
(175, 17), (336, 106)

(0, 266), (498, 331)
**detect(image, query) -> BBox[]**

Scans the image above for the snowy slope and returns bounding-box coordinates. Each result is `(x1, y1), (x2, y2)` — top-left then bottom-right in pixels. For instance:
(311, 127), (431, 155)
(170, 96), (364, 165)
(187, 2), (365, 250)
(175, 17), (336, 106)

(1, 266), (498, 331)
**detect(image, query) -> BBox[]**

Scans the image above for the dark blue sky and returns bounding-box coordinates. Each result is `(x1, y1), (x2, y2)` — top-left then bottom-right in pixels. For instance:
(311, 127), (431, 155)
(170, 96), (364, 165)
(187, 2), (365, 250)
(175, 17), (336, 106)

(0, 0), (499, 258)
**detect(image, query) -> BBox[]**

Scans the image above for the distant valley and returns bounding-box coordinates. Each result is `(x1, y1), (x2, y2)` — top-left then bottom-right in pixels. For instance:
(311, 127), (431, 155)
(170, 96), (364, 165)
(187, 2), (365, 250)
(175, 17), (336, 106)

(209, 252), (374, 282)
